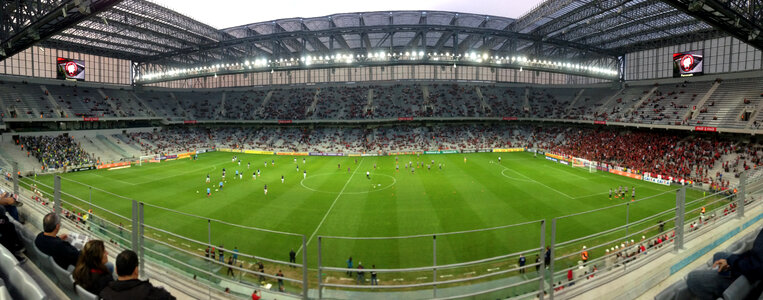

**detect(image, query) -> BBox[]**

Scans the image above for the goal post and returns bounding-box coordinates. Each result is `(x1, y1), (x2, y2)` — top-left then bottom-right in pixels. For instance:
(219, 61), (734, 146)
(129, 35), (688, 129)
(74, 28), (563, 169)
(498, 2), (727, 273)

(572, 157), (597, 173)
(139, 154), (160, 166)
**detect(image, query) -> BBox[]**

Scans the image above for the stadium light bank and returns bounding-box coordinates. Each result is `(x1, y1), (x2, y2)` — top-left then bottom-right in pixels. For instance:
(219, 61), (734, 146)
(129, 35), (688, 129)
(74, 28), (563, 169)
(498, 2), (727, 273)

(137, 51), (618, 82)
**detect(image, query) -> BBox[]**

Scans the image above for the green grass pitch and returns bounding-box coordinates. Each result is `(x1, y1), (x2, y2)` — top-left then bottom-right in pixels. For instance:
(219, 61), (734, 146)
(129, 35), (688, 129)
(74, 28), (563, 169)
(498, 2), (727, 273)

(22, 151), (713, 287)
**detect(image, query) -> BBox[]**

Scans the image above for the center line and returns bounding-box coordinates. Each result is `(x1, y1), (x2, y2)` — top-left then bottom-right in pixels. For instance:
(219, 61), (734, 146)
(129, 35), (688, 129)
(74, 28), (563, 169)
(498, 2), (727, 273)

(296, 158), (364, 255)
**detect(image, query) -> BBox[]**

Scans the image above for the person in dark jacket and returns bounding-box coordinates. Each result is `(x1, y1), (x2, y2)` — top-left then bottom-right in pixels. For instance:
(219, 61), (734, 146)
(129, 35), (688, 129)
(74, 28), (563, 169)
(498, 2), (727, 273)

(100, 250), (175, 300)
(35, 213), (80, 270)
(73, 240), (113, 295)
(682, 229), (763, 300)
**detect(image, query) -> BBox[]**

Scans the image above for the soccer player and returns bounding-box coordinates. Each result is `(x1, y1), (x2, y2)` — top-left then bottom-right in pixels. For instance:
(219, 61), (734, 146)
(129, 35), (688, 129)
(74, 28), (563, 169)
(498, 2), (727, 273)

(264, 184), (268, 195)
(222, 170), (226, 180)
(257, 169), (260, 176)
(427, 164), (431, 171)
(355, 158), (358, 164)
(338, 163), (341, 169)
(206, 174), (210, 183)
(281, 175), (284, 183)
(296, 165), (299, 172)
(366, 171), (370, 179)
(207, 187), (211, 197)
(464, 157), (467, 163)
(271, 160), (275, 166)
(396, 164), (399, 172)
(253, 172), (256, 180)
(348, 167), (351, 173)
(248, 162), (250, 169)
(235, 170), (239, 179)
(238, 160), (241, 166)
(373, 163), (376, 170)
(219, 181), (224, 191)
(239, 172), (242, 180)
(303, 170), (307, 179)
(411, 167), (415, 174)
(609, 188), (612, 200)
(302, 158), (305, 164)
(631, 189), (636, 201)
(265, 161), (268, 167)
(439, 163), (442, 170)
(294, 158), (297, 164)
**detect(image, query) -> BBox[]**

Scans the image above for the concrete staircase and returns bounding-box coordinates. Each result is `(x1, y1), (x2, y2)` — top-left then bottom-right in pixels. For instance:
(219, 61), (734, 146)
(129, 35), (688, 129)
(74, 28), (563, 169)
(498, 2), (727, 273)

(689, 81), (721, 120)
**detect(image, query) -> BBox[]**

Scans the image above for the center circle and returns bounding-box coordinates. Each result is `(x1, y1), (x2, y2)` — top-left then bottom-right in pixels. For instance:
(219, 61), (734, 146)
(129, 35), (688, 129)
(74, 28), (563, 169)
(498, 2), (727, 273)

(300, 173), (397, 194)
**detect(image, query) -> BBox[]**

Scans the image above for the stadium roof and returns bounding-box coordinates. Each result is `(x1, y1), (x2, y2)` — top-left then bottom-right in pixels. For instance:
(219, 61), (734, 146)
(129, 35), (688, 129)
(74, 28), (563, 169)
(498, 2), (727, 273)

(1, 0), (761, 68)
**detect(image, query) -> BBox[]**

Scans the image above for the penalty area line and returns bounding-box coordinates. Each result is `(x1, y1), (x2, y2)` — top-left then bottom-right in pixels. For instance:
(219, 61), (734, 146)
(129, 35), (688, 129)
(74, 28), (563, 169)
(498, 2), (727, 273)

(495, 164), (574, 199)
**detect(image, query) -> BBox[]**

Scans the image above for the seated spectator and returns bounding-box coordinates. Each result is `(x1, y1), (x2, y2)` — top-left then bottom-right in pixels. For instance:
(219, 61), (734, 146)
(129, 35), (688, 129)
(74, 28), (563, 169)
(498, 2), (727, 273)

(100, 249), (175, 300)
(681, 229), (763, 299)
(0, 206), (25, 262)
(0, 188), (22, 221)
(35, 213), (80, 270)
(73, 240), (113, 295)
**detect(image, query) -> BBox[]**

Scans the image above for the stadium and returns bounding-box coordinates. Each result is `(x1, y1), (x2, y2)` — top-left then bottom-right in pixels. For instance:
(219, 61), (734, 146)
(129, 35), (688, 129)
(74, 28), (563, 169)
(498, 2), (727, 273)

(0, 0), (761, 299)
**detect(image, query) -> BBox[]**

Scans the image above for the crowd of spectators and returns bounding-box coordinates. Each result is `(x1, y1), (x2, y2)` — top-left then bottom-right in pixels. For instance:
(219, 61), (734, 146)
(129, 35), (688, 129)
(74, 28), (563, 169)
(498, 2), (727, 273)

(113, 124), (756, 186)
(20, 135), (94, 170)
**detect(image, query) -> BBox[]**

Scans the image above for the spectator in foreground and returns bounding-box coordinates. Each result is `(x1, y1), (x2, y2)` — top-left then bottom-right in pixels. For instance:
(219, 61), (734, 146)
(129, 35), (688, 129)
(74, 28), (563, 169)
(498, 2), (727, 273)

(0, 188), (22, 221)
(35, 212), (80, 270)
(73, 240), (113, 295)
(0, 206), (25, 262)
(100, 249), (175, 300)
(681, 229), (763, 300)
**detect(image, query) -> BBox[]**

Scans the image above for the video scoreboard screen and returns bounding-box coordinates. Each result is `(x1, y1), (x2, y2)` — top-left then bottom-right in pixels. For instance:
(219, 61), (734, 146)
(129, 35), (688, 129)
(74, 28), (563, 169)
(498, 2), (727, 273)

(673, 51), (703, 78)
(56, 57), (85, 81)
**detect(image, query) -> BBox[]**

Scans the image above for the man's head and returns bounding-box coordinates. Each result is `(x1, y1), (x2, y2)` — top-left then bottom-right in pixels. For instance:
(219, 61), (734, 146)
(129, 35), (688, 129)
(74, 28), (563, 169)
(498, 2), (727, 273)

(116, 250), (139, 279)
(42, 213), (60, 234)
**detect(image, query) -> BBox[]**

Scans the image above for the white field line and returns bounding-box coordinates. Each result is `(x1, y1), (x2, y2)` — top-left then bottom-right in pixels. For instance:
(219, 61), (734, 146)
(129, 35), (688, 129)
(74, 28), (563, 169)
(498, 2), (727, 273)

(296, 158), (364, 255)
(497, 164), (574, 199)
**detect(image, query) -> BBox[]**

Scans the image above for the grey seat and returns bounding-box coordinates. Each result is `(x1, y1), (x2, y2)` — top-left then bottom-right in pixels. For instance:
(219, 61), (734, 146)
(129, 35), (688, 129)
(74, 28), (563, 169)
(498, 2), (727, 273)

(75, 284), (100, 300)
(0, 286), (10, 300)
(49, 256), (75, 291)
(0, 245), (18, 274)
(654, 279), (687, 300)
(721, 275), (760, 300)
(7, 267), (46, 300)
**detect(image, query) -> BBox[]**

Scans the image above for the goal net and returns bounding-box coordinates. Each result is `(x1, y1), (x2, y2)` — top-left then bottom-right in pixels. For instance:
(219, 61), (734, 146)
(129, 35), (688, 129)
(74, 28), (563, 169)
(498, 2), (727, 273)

(572, 157), (597, 173)
(139, 154), (160, 166)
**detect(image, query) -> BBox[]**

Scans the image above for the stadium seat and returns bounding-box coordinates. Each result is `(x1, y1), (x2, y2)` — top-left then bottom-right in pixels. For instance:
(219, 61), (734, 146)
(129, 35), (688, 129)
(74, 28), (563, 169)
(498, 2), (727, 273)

(28, 244), (53, 275)
(0, 286), (10, 300)
(654, 279), (687, 300)
(721, 275), (760, 300)
(6, 267), (46, 300)
(0, 245), (18, 274)
(49, 256), (74, 291)
(75, 283), (99, 300)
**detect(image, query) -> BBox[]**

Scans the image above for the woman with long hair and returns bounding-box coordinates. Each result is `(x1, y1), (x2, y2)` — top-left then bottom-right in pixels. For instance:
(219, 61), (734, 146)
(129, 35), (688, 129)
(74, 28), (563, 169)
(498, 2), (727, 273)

(72, 240), (113, 294)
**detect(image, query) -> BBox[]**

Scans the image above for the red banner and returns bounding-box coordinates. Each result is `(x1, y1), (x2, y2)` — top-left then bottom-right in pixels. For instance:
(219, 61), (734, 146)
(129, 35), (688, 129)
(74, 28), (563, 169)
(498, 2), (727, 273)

(502, 117), (518, 121)
(594, 120), (607, 125)
(609, 169), (642, 180)
(278, 120), (292, 124)
(83, 117), (99, 121)
(184, 120), (197, 124)
(97, 162), (130, 169)
(398, 117), (414, 121)
(694, 126), (717, 132)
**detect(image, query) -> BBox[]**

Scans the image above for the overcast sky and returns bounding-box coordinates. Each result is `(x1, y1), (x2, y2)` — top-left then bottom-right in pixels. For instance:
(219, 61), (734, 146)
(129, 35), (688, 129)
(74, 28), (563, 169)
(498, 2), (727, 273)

(149, 0), (544, 29)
